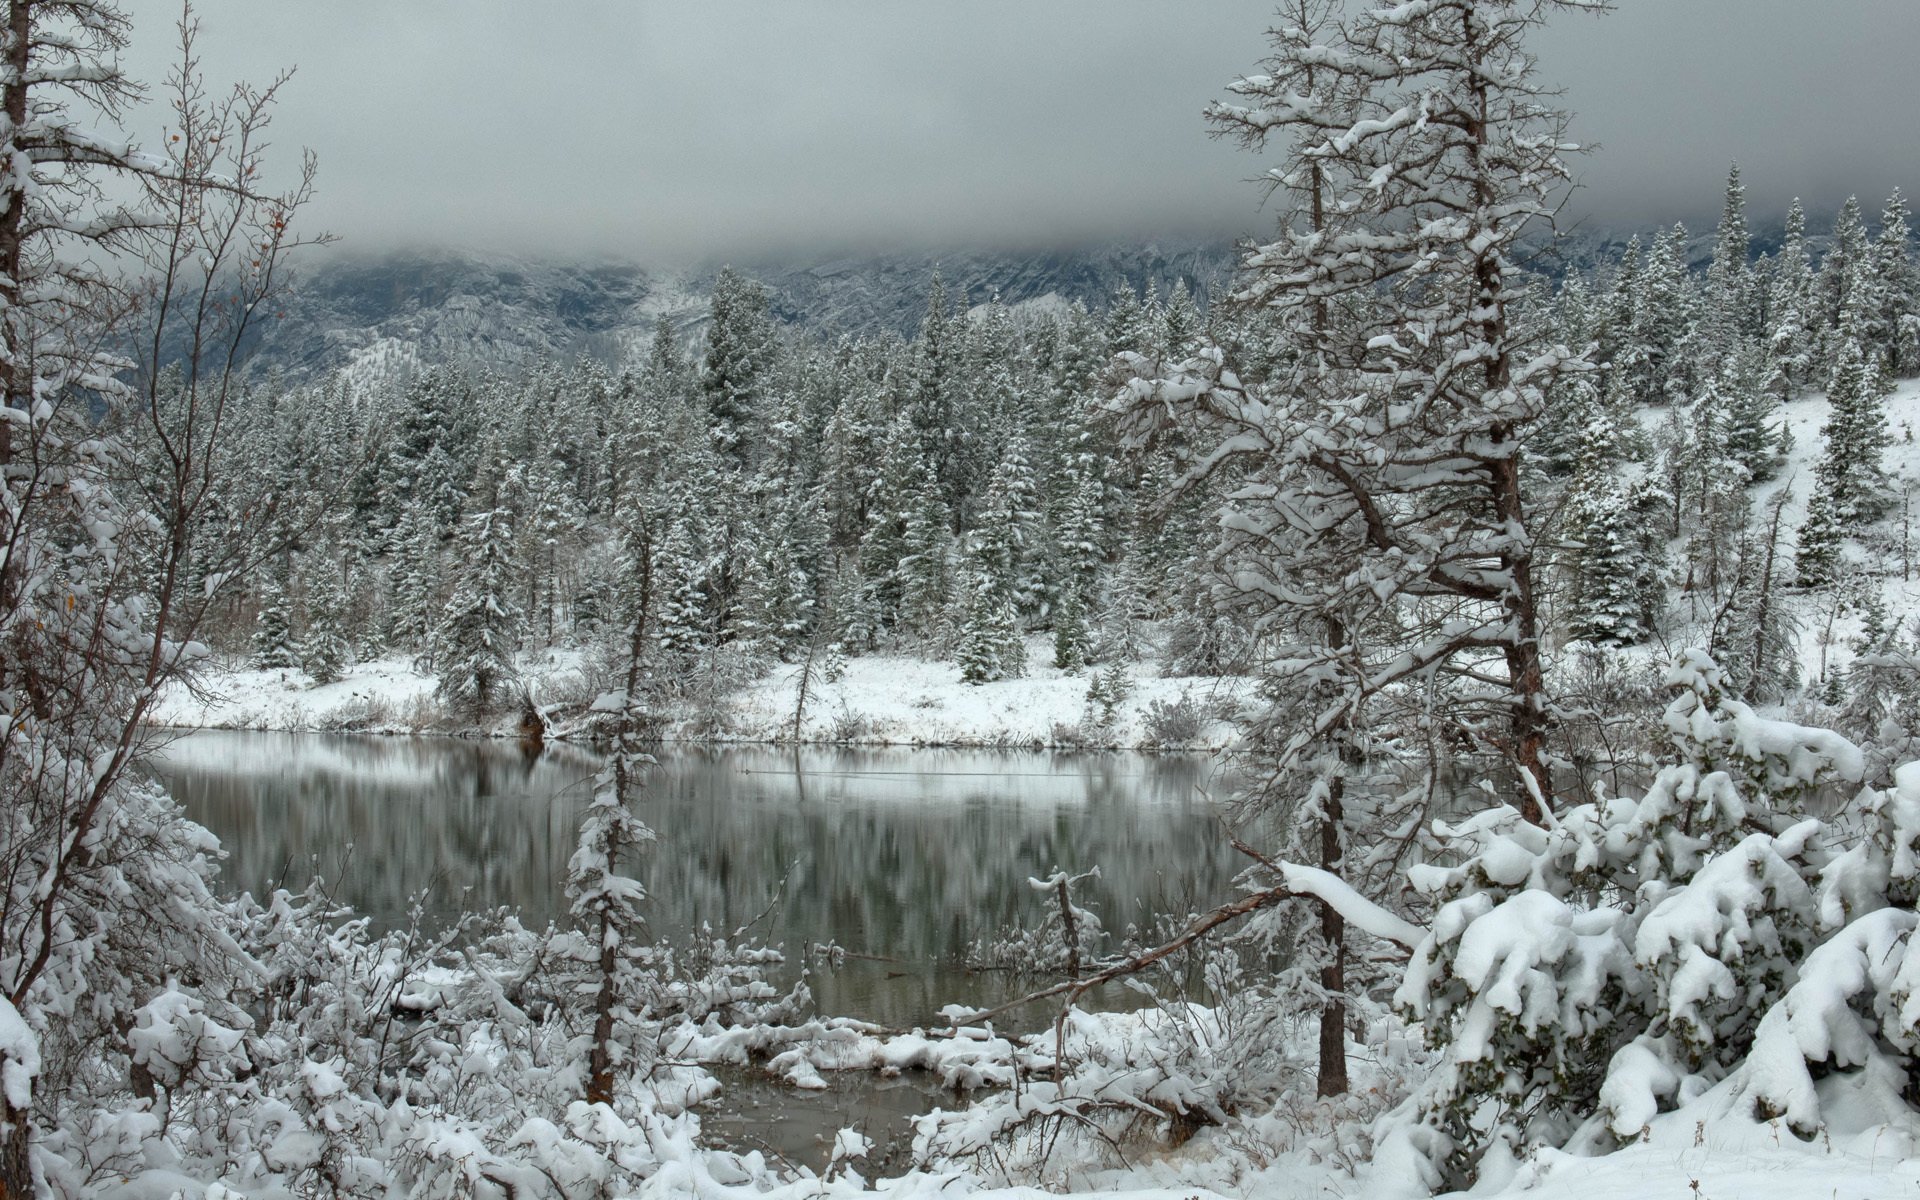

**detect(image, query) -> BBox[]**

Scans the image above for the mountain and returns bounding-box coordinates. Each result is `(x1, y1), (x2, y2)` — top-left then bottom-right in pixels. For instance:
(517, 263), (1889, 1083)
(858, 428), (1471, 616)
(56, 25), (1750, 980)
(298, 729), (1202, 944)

(246, 240), (1242, 386)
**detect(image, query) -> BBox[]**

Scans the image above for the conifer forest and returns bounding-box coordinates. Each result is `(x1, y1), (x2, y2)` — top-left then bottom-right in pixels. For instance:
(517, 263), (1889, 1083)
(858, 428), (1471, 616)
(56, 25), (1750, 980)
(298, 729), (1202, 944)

(7, 1), (1920, 1197)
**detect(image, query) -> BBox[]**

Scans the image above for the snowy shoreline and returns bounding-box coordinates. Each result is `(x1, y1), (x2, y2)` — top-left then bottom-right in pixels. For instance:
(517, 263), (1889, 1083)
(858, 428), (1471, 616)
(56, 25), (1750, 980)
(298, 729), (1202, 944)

(150, 636), (1251, 753)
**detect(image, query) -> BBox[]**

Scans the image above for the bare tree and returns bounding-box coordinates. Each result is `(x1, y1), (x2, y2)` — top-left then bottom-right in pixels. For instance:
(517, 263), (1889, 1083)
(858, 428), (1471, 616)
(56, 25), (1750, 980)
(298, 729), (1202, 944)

(0, 3), (318, 1188)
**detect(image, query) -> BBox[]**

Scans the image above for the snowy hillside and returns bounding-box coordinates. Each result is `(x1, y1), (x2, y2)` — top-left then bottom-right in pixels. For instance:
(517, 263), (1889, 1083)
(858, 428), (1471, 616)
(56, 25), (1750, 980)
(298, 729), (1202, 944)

(242, 241), (1239, 385)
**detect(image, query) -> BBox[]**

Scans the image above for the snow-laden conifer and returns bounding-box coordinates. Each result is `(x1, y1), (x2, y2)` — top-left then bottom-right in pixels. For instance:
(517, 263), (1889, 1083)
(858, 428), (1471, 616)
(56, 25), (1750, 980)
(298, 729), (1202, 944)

(436, 507), (523, 714)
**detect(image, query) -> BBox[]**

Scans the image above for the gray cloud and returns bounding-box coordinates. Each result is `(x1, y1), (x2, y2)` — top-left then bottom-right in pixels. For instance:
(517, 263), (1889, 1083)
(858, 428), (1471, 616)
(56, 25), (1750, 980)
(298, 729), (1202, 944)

(123, 0), (1920, 264)
(1533, 0), (1920, 232)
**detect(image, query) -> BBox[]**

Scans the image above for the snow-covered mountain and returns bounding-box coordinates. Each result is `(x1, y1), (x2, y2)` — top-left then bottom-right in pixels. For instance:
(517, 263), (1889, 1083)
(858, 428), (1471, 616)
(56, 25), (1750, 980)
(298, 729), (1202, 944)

(247, 241), (1241, 385)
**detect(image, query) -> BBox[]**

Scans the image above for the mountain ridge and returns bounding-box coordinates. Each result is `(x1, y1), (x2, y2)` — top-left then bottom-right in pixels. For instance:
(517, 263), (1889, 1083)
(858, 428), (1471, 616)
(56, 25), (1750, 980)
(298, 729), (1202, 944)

(248, 241), (1244, 385)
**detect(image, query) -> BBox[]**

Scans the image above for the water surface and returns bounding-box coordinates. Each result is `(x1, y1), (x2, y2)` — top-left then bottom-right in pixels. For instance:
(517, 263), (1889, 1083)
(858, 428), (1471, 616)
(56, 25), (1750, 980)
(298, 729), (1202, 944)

(153, 732), (1255, 1027)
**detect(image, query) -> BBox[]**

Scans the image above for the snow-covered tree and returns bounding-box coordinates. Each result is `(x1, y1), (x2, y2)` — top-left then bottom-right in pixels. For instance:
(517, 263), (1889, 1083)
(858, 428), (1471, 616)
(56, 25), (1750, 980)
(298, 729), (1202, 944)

(703, 266), (776, 456)
(1766, 198), (1816, 396)
(1119, 0), (1599, 820)
(436, 507), (523, 713)
(251, 567), (300, 669)
(0, 2), (317, 1187)
(1391, 651), (1864, 1188)
(300, 563), (352, 684)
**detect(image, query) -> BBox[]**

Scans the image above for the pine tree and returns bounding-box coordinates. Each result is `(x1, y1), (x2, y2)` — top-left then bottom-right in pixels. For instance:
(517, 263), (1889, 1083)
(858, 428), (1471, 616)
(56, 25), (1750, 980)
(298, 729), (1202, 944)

(436, 508), (523, 714)
(703, 266), (776, 457)
(1565, 402), (1664, 644)
(1816, 336), (1894, 525)
(300, 564), (351, 684)
(1875, 188), (1919, 374)
(895, 460), (953, 641)
(251, 569), (299, 670)
(1122, 0), (1597, 818)
(654, 512), (710, 657)
(1815, 195), (1872, 371)
(1622, 223), (1698, 406)
(1051, 585), (1090, 672)
(386, 502), (444, 655)
(1700, 162), (1753, 373)
(1795, 484), (1845, 589)
(954, 574), (1025, 684)
(1766, 198), (1816, 396)
(567, 733), (657, 1105)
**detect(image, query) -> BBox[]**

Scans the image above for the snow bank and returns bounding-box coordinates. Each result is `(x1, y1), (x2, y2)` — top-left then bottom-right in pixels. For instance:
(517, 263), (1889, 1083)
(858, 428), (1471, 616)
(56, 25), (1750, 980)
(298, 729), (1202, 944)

(150, 649), (589, 736)
(727, 636), (1249, 750)
(154, 637), (1250, 751)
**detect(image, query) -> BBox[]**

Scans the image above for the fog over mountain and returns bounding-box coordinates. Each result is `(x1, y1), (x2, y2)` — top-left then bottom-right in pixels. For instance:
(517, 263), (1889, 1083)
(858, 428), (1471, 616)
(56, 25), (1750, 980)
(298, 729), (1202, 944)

(250, 241), (1242, 382)
(135, 1), (1920, 264)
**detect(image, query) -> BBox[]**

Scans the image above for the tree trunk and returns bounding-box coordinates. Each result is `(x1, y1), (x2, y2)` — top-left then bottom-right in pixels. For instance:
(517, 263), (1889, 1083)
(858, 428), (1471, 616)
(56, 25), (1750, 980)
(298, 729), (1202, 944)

(586, 911), (617, 1107)
(0, 1093), (30, 1200)
(1316, 774), (1348, 1098)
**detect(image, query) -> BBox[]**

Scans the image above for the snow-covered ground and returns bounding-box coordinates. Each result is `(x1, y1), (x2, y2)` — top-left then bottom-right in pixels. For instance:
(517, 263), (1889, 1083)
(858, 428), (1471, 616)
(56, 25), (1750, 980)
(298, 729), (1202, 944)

(148, 648), (593, 736)
(150, 656), (446, 733)
(725, 635), (1249, 749)
(152, 635), (1249, 749)
(1753, 377), (1920, 681)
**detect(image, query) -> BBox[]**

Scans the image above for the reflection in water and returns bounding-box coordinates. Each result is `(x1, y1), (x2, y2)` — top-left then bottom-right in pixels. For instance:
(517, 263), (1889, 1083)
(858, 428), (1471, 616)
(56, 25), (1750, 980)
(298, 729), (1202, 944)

(152, 733), (1257, 1026)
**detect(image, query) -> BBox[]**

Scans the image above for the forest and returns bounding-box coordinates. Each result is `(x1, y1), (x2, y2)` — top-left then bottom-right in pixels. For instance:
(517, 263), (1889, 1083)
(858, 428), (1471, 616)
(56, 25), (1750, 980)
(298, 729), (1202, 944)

(6, 0), (1920, 1197)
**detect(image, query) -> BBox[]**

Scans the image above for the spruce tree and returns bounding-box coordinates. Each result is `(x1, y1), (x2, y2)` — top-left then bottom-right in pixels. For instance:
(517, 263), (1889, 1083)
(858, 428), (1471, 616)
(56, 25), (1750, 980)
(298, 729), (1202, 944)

(703, 266), (775, 457)
(1816, 336), (1894, 525)
(251, 568), (299, 670)
(1875, 188), (1919, 374)
(435, 508), (523, 715)
(895, 460), (953, 642)
(1766, 198), (1815, 395)
(300, 565), (351, 684)
(954, 575), (1024, 684)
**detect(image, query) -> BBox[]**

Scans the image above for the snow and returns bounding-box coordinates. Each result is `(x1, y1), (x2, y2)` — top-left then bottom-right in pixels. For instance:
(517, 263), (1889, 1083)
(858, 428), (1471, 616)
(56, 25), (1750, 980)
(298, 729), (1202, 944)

(151, 655), (447, 733)
(0, 997), (37, 1111)
(152, 637), (1247, 751)
(728, 636), (1249, 750)
(1275, 860), (1424, 947)
(1751, 377), (1920, 684)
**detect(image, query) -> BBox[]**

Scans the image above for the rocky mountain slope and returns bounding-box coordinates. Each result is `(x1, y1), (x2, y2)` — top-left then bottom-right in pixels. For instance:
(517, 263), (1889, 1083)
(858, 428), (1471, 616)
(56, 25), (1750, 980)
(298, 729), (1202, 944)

(248, 241), (1242, 385)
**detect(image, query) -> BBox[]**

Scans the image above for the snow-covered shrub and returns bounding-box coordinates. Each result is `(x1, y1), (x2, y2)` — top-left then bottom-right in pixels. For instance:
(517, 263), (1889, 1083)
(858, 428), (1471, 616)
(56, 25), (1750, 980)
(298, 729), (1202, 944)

(915, 969), (1300, 1185)
(1388, 651), (1873, 1189)
(1143, 690), (1205, 747)
(967, 868), (1106, 977)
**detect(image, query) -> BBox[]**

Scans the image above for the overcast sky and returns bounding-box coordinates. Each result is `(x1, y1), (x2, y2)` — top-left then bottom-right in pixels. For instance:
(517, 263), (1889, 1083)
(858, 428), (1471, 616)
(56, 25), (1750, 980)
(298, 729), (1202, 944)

(125, 1), (1920, 264)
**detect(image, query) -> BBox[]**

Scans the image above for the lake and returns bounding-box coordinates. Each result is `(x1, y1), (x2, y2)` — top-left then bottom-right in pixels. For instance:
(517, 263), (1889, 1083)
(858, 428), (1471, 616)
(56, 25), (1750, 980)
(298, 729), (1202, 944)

(151, 731), (1262, 1030)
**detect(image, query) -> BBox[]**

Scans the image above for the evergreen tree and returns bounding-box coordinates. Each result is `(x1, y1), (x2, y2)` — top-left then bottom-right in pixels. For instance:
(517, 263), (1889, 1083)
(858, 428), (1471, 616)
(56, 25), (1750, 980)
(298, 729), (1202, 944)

(1700, 162), (1752, 372)
(251, 568), (299, 670)
(1766, 198), (1816, 395)
(954, 574), (1025, 684)
(1815, 336), (1894, 525)
(896, 460), (953, 642)
(567, 729), (657, 1104)
(1795, 484), (1845, 589)
(654, 512), (710, 657)
(703, 266), (776, 456)
(1875, 188), (1919, 374)
(436, 508), (523, 714)
(1814, 195), (1872, 369)
(300, 564), (351, 684)
(1565, 401), (1664, 644)
(387, 502), (444, 655)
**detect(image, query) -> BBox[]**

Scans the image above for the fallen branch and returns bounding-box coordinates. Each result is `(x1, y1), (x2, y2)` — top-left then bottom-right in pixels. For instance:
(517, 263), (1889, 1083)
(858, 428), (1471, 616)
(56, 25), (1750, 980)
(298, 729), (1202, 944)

(942, 846), (1424, 1081)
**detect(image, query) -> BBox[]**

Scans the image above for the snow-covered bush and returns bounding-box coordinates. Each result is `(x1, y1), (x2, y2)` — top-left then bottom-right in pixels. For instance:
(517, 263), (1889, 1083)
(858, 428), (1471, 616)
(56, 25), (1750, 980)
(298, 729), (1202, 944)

(968, 868), (1107, 977)
(1387, 651), (1880, 1189)
(1142, 690), (1205, 747)
(914, 967), (1302, 1186)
